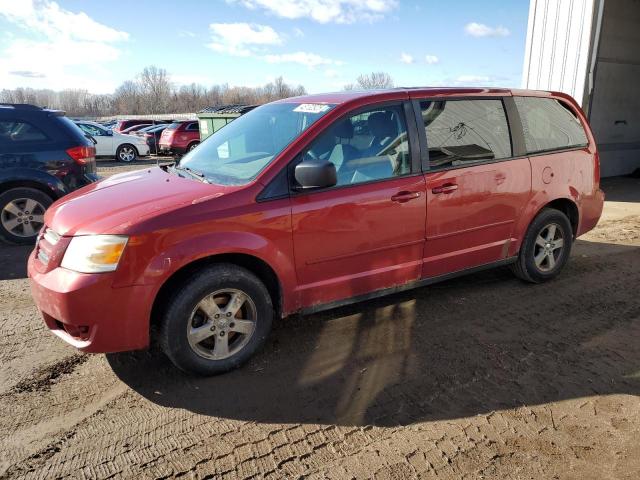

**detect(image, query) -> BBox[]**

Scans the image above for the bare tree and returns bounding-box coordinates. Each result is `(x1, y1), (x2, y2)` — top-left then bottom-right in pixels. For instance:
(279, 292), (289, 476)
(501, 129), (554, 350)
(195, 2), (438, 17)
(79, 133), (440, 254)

(1, 67), (310, 116)
(344, 72), (395, 90)
(138, 66), (172, 114)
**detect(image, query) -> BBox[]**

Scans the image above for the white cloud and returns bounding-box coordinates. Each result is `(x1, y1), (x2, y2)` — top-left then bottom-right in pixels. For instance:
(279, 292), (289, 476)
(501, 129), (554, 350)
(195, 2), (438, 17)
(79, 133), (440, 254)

(0, 0), (129, 92)
(424, 55), (439, 65)
(228, 0), (398, 24)
(207, 22), (282, 56)
(464, 22), (510, 37)
(324, 68), (340, 78)
(293, 27), (304, 37)
(0, 0), (128, 42)
(264, 51), (340, 68)
(400, 52), (414, 64)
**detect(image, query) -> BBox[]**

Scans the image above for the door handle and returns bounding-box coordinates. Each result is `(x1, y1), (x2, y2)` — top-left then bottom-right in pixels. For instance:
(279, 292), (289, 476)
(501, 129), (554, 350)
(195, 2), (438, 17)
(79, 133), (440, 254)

(431, 183), (458, 194)
(391, 191), (421, 203)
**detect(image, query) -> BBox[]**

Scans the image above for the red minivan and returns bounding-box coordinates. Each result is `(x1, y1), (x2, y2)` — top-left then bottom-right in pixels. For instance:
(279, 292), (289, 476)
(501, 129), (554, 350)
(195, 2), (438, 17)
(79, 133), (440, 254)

(28, 88), (604, 375)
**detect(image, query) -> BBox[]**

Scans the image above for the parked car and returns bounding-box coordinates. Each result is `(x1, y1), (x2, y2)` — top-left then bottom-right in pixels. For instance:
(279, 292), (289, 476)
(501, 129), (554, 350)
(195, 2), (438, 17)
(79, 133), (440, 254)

(112, 119), (169, 133)
(120, 124), (153, 134)
(0, 103), (98, 244)
(136, 124), (168, 155)
(28, 88), (604, 375)
(75, 121), (150, 162)
(158, 121), (200, 155)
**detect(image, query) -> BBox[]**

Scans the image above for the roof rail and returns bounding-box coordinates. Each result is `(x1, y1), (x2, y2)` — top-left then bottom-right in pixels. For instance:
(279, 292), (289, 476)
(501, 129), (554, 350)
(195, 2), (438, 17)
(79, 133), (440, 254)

(0, 103), (42, 110)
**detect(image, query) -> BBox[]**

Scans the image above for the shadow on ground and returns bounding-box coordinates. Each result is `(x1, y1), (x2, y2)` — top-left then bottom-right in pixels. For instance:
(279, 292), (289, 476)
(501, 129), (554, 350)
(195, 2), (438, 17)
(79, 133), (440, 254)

(0, 245), (32, 281)
(601, 175), (640, 202)
(108, 238), (640, 427)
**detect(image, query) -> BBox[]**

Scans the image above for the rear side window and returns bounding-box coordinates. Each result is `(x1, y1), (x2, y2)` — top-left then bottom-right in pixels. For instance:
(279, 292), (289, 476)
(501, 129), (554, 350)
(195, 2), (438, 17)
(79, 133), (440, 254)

(514, 97), (588, 154)
(186, 122), (199, 131)
(419, 99), (512, 169)
(0, 120), (48, 143)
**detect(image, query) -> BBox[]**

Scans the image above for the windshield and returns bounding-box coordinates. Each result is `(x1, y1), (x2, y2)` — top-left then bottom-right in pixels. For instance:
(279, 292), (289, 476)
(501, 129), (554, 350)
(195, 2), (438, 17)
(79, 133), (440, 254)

(179, 102), (335, 185)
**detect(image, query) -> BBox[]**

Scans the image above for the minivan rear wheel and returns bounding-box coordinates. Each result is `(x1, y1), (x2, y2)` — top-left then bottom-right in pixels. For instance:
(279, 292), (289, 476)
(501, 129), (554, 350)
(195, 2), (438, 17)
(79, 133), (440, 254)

(511, 208), (573, 283)
(0, 187), (52, 245)
(159, 264), (273, 375)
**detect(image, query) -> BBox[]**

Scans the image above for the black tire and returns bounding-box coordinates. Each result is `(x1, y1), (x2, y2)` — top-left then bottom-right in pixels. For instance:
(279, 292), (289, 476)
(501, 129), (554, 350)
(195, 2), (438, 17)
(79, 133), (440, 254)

(159, 263), (273, 375)
(116, 144), (138, 163)
(0, 187), (52, 245)
(187, 142), (199, 152)
(511, 208), (573, 283)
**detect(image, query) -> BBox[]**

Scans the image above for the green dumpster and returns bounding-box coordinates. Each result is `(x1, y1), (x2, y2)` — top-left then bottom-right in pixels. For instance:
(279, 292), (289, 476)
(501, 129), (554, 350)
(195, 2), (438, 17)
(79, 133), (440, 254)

(196, 104), (257, 141)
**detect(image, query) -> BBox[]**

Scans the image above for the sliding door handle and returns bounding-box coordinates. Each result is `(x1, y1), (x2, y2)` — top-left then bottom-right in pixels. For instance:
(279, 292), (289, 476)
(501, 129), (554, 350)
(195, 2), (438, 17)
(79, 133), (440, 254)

(391, 191), (421, 203)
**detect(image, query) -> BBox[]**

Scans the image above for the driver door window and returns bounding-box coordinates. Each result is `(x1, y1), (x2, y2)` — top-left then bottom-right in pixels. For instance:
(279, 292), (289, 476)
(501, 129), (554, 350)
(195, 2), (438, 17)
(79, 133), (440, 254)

(301, 104), (412, 187)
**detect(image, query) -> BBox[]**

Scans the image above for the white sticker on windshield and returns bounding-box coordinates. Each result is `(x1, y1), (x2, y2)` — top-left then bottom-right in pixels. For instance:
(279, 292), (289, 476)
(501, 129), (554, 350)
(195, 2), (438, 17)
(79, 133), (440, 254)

(293, 103), (331, 114)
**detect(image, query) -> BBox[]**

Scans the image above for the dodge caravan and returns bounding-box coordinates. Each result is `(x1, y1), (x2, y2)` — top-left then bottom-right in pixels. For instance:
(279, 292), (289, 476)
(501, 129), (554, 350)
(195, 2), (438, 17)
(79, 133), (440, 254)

(28, 88), (604, 375)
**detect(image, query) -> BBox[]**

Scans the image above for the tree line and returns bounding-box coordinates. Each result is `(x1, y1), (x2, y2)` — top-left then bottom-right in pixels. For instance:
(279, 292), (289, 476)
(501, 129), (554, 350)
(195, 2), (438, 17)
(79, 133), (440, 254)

(0, 67), (394, 117)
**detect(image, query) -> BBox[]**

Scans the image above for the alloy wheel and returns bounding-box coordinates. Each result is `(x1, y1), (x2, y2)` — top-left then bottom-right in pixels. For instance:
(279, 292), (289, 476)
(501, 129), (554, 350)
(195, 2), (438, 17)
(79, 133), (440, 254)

(119, 146), (135, 162)
(187, 289), (257, 360)
(533, 223), (565, 272)
(1, 198), (46, 238)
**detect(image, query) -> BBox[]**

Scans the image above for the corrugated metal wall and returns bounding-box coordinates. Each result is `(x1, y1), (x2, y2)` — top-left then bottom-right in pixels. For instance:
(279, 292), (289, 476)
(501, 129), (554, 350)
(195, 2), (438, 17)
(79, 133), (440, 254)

(522, 0), (597, 106)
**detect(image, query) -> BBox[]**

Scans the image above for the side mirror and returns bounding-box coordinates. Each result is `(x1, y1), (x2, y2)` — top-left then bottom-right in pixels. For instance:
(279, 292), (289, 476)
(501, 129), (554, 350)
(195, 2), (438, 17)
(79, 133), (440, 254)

(106, 130), (113, 136)
(294, 160), (337, 190)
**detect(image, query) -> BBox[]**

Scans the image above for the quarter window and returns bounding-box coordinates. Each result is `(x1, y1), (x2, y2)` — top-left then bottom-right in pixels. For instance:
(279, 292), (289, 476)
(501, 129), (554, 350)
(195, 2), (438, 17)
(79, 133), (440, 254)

(514, 97), (588, 154)
(419, 99), (512, 169)
(0, 120), (48, 143)
(300, 104), (411, 187)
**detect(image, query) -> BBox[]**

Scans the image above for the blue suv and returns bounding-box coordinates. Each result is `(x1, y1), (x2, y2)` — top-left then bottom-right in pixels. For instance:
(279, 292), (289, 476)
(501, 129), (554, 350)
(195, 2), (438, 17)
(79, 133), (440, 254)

(0, 104), (98, 244)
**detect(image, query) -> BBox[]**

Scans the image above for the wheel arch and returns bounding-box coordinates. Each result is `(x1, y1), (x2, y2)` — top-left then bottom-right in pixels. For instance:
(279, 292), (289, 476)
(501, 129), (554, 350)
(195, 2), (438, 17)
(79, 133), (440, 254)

(545, 198), (579, 237)
(117, 143), (139, 157)
(149, 252), (283, 332)
(0, 178), (62, 200)
(512, 195), (580, 256)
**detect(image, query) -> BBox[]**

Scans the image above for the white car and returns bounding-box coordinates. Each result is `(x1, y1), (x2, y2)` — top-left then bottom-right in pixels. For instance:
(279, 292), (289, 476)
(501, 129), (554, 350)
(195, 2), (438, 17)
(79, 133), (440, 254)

(75, 121), (150, 162)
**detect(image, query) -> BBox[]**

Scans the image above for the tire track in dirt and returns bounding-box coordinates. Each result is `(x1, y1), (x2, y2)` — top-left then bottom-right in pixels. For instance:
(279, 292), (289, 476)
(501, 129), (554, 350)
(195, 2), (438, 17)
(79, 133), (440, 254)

(0, 178), (638, 479)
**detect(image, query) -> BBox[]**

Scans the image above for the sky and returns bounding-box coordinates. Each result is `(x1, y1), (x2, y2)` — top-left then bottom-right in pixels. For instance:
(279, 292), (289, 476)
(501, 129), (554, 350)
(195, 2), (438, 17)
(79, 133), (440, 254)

(0, 0), (530, 95)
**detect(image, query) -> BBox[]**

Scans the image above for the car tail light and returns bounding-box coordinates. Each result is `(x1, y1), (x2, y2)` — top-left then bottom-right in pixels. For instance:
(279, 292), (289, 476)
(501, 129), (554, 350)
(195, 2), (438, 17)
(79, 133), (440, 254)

(66, 145), (96, 165)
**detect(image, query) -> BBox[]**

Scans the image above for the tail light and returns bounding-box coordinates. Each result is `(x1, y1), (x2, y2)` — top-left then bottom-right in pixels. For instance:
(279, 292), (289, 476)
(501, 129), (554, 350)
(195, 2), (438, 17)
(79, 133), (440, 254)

(66, 145), (96, 165)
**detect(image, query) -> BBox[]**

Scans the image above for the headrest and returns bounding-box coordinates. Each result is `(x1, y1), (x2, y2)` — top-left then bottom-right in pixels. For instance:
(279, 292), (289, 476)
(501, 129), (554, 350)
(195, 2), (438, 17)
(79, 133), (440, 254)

(331, 119), (354, 139)
(368, 112), (396, 138)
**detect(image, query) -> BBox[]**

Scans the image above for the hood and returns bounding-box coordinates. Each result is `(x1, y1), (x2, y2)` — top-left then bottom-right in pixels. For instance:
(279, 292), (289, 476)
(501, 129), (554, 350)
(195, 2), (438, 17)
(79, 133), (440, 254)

(46, 167), (242, 236)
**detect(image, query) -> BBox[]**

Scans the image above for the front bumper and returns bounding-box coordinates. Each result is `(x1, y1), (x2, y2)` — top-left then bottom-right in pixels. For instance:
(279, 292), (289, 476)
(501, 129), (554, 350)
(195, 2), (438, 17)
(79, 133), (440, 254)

(28, 250), (155, 353)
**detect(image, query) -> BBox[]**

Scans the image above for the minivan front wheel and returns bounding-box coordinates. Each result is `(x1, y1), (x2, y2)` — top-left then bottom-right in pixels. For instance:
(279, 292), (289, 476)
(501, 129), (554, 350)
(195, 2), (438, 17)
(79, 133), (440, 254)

(0, 188), (52, 245)
(512, 208), (573, 283)
(159, 264), (273, 375)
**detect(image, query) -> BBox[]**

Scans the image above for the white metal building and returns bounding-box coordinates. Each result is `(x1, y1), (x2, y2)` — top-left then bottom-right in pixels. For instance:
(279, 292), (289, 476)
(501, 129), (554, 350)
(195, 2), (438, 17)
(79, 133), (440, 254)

(522, 0), (640, 177)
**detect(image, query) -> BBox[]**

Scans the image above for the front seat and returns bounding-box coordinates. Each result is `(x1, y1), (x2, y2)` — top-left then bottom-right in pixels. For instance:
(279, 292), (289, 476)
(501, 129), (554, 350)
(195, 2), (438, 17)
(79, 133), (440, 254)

(364, 112), (397, 156)
(327, 119), (359, 175)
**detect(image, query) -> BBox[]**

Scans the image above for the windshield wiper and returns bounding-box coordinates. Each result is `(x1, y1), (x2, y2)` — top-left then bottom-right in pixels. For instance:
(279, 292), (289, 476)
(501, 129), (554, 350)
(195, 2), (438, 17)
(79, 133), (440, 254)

(171, 165), (210, 183)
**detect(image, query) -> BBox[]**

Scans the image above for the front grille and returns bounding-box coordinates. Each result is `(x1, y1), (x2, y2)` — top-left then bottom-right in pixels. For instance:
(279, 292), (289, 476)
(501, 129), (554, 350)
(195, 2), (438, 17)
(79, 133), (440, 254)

(43, 229), (61, 245)
(37, 248), (50, 265)
(36, 228), (61, 267)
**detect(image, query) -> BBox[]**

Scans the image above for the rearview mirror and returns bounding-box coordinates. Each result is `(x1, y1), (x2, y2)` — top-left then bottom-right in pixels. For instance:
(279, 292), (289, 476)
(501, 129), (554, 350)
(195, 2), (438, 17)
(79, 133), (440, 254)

(294, 160), (337, 190)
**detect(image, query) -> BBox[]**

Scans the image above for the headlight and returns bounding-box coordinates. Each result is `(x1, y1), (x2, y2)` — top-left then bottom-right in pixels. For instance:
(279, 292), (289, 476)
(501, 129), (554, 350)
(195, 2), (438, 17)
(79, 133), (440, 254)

(61, 235), (129, 273)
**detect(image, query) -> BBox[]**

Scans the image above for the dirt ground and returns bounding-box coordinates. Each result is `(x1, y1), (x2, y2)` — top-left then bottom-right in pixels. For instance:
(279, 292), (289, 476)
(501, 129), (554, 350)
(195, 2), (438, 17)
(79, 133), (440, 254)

(0, 165), (639, 479)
